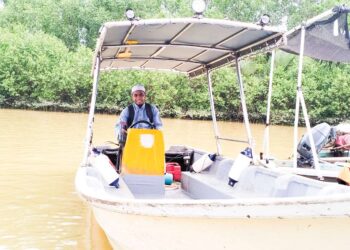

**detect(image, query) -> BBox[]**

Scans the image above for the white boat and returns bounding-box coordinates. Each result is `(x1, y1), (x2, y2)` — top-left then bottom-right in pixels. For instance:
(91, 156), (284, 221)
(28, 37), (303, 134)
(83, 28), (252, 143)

(76, 4), (350, 250)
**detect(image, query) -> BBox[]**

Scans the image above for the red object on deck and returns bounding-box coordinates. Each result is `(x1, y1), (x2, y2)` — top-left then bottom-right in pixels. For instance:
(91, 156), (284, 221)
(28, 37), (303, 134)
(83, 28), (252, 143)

(166, 162), (182, 181)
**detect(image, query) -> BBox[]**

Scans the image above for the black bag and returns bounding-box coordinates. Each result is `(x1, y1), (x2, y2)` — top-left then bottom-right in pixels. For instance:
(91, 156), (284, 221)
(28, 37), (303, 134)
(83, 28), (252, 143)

(165, 146), (194, 171)
(102, 148), (119, 166)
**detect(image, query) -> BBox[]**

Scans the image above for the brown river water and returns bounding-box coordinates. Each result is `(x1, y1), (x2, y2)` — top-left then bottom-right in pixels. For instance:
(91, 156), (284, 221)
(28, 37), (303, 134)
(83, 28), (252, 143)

(0, 109), (306, 249)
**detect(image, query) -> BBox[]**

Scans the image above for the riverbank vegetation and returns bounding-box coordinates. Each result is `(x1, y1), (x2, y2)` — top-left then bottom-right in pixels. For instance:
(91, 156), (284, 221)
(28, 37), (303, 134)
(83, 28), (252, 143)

(0, 0), (349, 125)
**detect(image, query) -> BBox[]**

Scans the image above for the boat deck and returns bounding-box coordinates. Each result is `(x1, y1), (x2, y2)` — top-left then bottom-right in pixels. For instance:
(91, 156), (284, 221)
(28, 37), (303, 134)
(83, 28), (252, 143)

(164, 184), (191, 199)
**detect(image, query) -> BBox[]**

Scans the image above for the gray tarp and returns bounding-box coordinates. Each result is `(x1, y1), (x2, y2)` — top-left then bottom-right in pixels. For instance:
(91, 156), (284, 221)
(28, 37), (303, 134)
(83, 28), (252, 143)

(282, 6), (350, 63)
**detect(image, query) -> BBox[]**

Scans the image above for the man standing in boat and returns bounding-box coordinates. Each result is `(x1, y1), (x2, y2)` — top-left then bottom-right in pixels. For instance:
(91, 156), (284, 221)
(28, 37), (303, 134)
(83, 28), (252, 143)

(116, 84), (162, 143)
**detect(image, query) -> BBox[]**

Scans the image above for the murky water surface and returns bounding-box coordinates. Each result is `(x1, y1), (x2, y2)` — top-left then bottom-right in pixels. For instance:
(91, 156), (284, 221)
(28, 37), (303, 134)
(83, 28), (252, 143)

(0, 109), (305, 249)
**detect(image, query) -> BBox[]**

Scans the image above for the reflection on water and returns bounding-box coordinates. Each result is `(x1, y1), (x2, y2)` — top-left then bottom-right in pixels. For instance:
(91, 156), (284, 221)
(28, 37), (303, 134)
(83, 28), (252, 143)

(0, 109), (304, 249)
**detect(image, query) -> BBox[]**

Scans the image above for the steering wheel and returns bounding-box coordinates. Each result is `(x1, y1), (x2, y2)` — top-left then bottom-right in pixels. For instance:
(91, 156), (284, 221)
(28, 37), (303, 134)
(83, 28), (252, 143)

(129, 120), (155, 129)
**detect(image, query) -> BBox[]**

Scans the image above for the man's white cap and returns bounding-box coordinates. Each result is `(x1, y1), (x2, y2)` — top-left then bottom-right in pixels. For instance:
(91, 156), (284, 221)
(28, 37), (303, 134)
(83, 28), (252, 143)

(131, 84), (146, 94)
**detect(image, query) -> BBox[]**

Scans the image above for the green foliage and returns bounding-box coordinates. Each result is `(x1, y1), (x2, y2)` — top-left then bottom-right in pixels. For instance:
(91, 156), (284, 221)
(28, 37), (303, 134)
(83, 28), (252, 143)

(0, 0), (349, 125)
(1, 0), (342, 51)
(0, 25), (92, 106)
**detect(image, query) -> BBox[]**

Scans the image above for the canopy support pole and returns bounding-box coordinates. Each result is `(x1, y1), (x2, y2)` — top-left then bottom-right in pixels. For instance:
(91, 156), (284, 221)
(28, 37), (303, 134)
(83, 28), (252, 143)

(263, 50), (276, 163)
(293, 26), (304, 169)
(234, 58), (256, 162)
(206, 68), (222, 155)
(292, 26), (323, 180)
(82, 58), (101, 166)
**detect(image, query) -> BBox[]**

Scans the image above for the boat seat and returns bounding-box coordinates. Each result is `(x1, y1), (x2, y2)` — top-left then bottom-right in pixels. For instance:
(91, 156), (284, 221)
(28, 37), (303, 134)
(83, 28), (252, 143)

(181, 171), (235, 199)
(181, 163), (285, 199)
(205, 155), (233, 179)
(236, 166), (350, 198)
(272, 174), (328, 197)
(319, 183), (350, 195)
(180, 152), (236, 199)
(182, 155), (346, 199)
(232, 166), (284, 197)
(121, 128), (165, 198)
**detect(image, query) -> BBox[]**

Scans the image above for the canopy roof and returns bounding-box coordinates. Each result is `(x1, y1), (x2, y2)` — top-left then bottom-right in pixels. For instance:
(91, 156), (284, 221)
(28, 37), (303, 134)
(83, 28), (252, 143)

(93, 18), (285, 77)
(282, 5), (350, 63)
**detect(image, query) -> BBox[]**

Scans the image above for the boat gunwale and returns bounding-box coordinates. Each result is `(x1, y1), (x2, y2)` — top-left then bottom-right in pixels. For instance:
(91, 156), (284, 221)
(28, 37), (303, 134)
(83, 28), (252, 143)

(78, 190), (350, 219)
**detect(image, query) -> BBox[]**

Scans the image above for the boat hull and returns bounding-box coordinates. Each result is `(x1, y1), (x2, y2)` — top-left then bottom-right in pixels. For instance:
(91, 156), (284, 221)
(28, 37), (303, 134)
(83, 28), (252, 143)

(92, 205), (350, 250)
(76, 158), (350, 250)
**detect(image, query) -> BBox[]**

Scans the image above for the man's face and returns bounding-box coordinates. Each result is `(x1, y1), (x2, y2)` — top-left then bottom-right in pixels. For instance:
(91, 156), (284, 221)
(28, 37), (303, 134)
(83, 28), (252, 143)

(132, 90), (146, 106)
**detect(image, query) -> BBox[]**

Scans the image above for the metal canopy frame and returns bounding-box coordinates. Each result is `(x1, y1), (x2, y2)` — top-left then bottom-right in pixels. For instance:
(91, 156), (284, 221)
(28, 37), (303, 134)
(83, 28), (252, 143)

(260, 6), (349, 178)
(292, 26), (323, 180)
(262, 50), (276, 163)
(93, 18), (285, 78)
(82, 17), (286, 165)
(285, 7), (350, 180)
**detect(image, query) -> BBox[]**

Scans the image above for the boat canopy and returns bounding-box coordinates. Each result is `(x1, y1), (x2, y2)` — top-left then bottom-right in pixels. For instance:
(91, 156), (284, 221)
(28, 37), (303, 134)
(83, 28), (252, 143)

(93, 18), (285, 77)
(282, 5), (350, 63)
